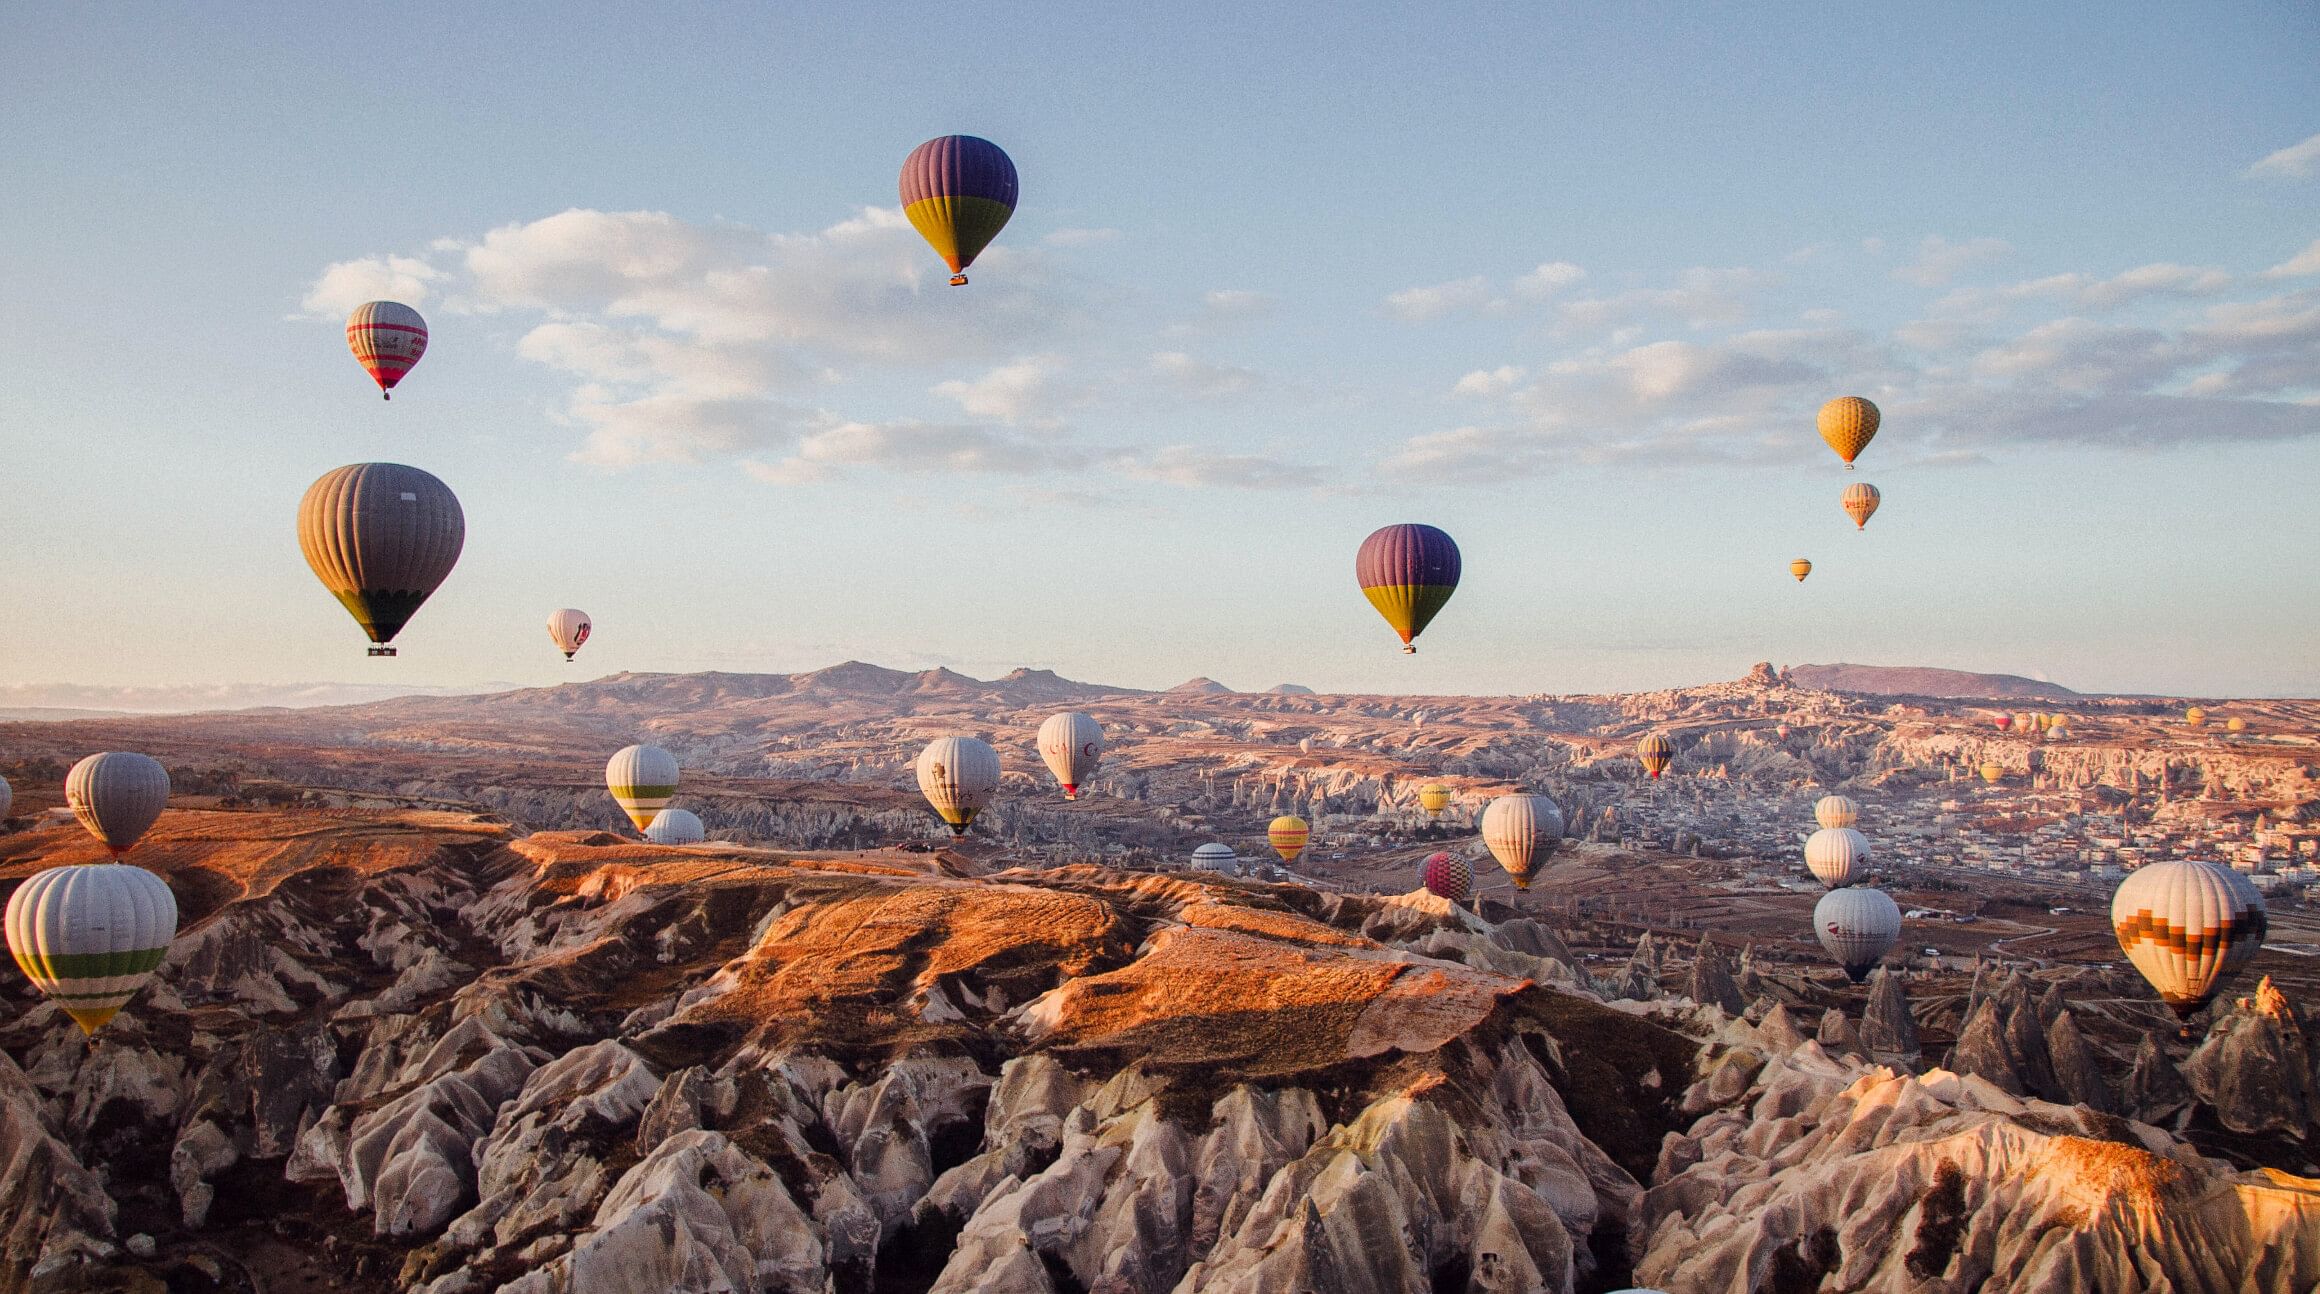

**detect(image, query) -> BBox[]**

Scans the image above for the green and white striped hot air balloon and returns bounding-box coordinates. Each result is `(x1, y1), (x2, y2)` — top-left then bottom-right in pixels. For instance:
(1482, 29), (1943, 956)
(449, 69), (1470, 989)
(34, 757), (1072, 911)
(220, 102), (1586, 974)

(6, 863), (179, 1034)
(606, 744), (679, 834)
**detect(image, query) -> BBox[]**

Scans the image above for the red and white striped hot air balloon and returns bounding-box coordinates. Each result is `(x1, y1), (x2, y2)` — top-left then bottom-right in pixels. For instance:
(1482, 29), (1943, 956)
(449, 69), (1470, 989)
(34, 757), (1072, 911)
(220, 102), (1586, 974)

(347, 301), (428, 400)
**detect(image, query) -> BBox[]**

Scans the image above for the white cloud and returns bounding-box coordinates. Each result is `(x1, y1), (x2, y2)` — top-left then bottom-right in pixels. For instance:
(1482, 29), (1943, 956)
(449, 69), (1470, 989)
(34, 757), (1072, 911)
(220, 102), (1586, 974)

(2263, 239), (2320, 279)
(1150, 351), (1262, 398)
(1555, 267), (1770, 335)
(1940, 263), (2232, 316)
(568, 393), (809, 468)
(1512, 261), (1585, 297)
(933, 355), (1068, 422)
(1199, 288), (1276, 320)
(1384, 275), (1494, 322)
(747, 420), (1078, 484)
(300, 254), (446, 315)
(1043, 227), (1121, 246)
(1452, 365), (1526, 397)
(2246, 132), (2320, 180)
(1110, 445), (1320, 489)
(1892, 235), (2012, 287)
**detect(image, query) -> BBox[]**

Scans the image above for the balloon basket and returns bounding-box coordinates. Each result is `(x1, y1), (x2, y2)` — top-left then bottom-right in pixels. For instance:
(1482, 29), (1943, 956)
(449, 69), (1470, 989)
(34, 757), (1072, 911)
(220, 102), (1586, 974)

(367, 647), (397, 657)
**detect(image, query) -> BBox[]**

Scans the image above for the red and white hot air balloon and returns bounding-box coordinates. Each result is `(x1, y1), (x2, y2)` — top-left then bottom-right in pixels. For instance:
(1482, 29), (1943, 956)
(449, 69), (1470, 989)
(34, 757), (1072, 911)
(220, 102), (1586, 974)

(346, 301), (428, 399)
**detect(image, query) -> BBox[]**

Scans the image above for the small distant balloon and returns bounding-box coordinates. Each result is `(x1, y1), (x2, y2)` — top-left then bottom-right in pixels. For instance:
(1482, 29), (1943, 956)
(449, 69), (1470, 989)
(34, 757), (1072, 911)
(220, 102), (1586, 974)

(1978, 763), (2004, 784)
(547, 609), (592, 661)
(66, 753), (171, 858)
(1637, 734), (1675, 780)
(1417, 784), (1451, 819)
(606, 745), (680, 834)
(2226, 716), (2248, 734)
(900, 135), (1017, 286)
(1790, 558), (1812, 583)
(1994, 714), (2013, 731)
(347, 301), (428, 399)
(1841, 482), (1881, 530)
(1817, 396), (1879, 470)
(1814, 795), (1859, 830)
(645, 808), (704, 845)
(1421, 851), (1471, 903)
(1037, 712), (1103, 800)
(1268, 815), (1310, 864)
(1192, 842), (1238, 873)
(1480, 793), (1563, 891)
(916, 736), (1000, 837)
(2184, 707), (2206, 727)
(1805, 826), (1870, 889)
(1356, 523), (1461, 653)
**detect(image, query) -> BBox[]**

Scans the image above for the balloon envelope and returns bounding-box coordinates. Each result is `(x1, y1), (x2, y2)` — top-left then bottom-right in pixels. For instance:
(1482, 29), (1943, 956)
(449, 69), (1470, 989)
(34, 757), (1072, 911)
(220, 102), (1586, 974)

(1978, 763), (2005, 784)
(346, 300), (428, 398)
(606, 745), (680, 833)
(298, 463), (465, 654)
(1267, 815), (1310, 864)
(1841, 482), (1881, 530)
(1192, 842), (1238, 873)
(2112, 860), (2267, 1019)
(917, 737), (1000, 837)
(644, 808), (704, 845)
(65, 753), (170, 858)
(1480, 793), (1563, 890)
(900, 135), (1017, 284)
(547, 609), (592, 660)
(1805, 826), (1870, 889)
(1421, 852), (1471, 902)
(6, 862), (178, 1034)
(1817, 396), (1879, 468)
(1417, 784), (1451, 818)
(1815, 887), (1900, 983)
(1790, 558), (1812, 582)
(1814, 795), (1860, 830)
(2184, 707), (2206, 727)
(0, 774), (11, 821)
(1037, 712), (1103, 799)
(1637, 734), (1675, 779)
(1356, 524), (1461, 652)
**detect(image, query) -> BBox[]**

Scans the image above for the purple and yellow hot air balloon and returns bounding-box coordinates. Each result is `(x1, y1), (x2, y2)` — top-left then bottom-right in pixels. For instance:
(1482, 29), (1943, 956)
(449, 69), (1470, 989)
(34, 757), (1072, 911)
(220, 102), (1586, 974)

(900, 136), (1018, 287)
(1637, 733), (1676, 780)
(1356, 524), (1461, 654)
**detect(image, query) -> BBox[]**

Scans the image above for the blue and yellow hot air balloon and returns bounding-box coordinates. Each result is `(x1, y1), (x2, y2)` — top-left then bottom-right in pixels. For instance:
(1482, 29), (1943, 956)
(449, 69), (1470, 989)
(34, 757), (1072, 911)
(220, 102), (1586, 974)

(1356, 524), (1461, 653)
(900, 136), (1018, 286)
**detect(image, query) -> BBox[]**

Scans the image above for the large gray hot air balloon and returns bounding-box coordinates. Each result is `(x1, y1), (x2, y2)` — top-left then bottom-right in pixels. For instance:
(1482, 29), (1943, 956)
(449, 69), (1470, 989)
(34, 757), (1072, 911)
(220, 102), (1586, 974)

(2112, 860), (2267, 1021)
(5, 862), (178, 1034)
(65, 753), (170, 858)
(298, 463), (465, 656)
(1804, 826), (1870, 889)
(1814, 795), (1859, 830)
(1037, 712), (1103, 800)
(1815, 887), (1900, 983)
(645, 808), (704, 845)
(1480, 793), (1563, 891)
(0, 774), (12, 821)
(917, 737), (1000, 837)
(1192, 842), (1238, 874)
(606, 745), (680, 834)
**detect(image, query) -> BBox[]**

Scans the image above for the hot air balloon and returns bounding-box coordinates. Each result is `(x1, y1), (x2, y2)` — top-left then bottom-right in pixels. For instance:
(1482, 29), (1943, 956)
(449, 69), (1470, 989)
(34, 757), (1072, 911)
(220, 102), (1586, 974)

(917, 737), (1000, 838)
(547, 609), (592, 661)
(1480, 793), (1563, 891)
(1268, 815), (1310, 865)
(0, 774), (12, 822)
(1421, 851), (1471, 903)
(2046, 720), (2070, 741)
(1978, 763), (2004, 784)
(5, 863), (178, 1034)
(1417, 784), (1451, 820)
(1790, 558), (1812, 583)
(1357, 524), (1461, 653)
(2033, 713), (2052, 731)
(2184, 707), (2206, 727)
(606, 745), (679, 834)
(346, 301), (428, 399)
(1814, 795), (1859, 830)
(900, 135), (1017, 286)
(1818, 396), (1879, 470)
(2113, 860), (2267, 1022)
(1815, 887), (1900, 983)
(298, 463), (465, 657)
(2013, 712), (2034, 732)
(1637, 734), (1675, 779)
(1775, 723), (1792, 740)
(1192, 842), (1238, 874)
(1994, 714), (2013, 731)
(65, 753), (170, 858)
(645, 808), (704, 845)
(1805, 826), (1870, 889)
(1841, 482), (1881, 530)
(1037, 712), (1103, 800)
(2226, 717), (2248, 734)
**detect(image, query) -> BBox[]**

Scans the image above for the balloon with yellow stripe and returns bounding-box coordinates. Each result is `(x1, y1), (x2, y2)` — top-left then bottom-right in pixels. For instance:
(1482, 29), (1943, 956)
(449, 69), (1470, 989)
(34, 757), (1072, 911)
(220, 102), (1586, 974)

(1267, 815), (1310, 864)
(6, 863), (178, 1035)
(900, 136), (1017, 286)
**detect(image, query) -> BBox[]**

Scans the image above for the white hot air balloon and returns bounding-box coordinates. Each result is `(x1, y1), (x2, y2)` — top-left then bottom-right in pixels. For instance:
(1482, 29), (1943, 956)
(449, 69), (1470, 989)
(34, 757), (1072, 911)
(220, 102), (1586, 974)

(606, 745), (680, 834)
(65, 753), (171, 857)
(1814, 795), (1859, 830)
(1815, 887), (1900, 983)
(917, 737), (1001, 837)
(5, 862), (179, 1034)
(547, 608), (592, 661)
(1192, 842), (1238, 874)
(1037, 712), (1103, 800)
(1480, 793), (1564, 891)
(1804, 826), (1871, 889)
(645, 808), (704, 845)
(2112, 860), (2267, 1021)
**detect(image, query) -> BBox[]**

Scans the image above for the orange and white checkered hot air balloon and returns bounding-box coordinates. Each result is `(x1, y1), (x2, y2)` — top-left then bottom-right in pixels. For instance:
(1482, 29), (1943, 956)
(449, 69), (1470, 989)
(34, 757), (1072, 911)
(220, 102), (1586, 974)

(347, 301), (428, 400)
(1817, 396), (1878, 470)
(1841, 482), (1881, 530)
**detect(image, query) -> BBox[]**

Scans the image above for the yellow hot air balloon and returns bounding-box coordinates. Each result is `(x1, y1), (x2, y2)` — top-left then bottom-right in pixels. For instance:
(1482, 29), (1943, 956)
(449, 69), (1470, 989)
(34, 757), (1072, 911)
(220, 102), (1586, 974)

(1978, 763), (2004, 784)
(1637, 734), (1675, 779)
(2184, 707), (2206, 727)
(1840, 482), (1881, 530)
(1267, 815), (1310, 865)
(1417, 784), (1451, 819)
(1790, 558), (1812, 583)
(1818, 396), (1879, 469)
(2225, 716), (2248, 734)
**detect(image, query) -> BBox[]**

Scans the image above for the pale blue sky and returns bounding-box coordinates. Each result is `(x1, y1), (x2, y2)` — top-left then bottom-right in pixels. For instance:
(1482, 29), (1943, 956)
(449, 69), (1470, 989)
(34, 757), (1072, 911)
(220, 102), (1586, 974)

(4, 3), (2316, 700)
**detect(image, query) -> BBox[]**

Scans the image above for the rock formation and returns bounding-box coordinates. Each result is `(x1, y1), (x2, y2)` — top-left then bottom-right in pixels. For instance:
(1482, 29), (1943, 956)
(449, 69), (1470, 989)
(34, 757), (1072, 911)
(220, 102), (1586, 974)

(1685, 938), (1746, 1018)
(2184, 977), (2319, 1139)
(1858, 968), (1922, 1068)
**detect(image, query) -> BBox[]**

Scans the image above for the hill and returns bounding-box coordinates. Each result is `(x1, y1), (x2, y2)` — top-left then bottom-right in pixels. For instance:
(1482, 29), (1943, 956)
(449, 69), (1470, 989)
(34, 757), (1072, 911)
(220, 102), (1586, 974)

(1786, 662), (2081, 701)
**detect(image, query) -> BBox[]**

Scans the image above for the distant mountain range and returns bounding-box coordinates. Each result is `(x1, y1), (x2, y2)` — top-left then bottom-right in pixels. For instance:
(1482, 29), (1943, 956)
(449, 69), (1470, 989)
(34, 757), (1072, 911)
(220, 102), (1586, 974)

(1785, 663), (2081, 701)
